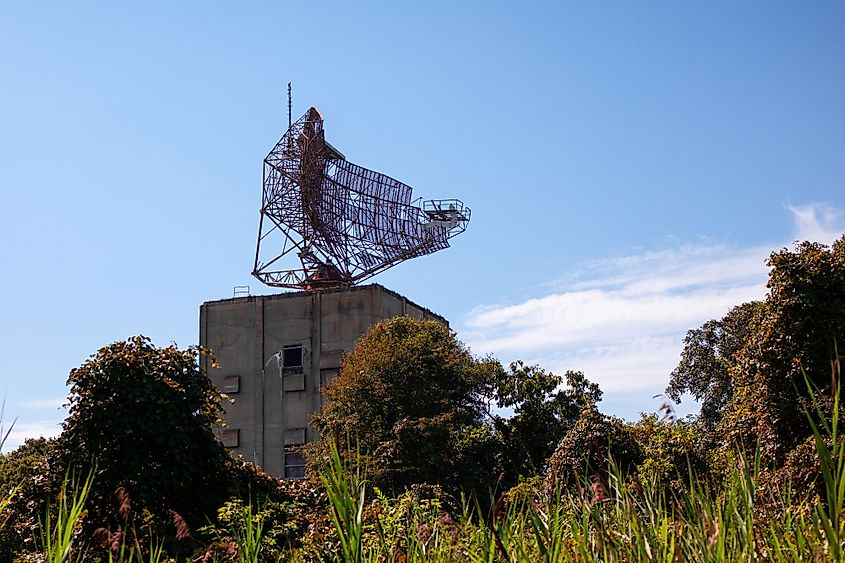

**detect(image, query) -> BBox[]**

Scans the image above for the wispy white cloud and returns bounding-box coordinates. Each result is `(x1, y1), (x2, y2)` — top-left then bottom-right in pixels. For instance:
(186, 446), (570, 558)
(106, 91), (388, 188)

(788, 203), (845, 245)
(21, 397), (66, 410)
(530, 336), (685, 392)
(2, 421), (61, 453)
(462, 248), (768, 394)
(461, 204), (844, 409)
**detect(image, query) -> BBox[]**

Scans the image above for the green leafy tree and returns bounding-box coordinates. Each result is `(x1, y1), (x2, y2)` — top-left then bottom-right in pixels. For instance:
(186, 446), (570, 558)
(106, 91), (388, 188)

(666, 301), (766, 429)
(492, 362), (602, 481)
(0, 437), (53, 500)
(722, 236), (845, 460)
(0, 438), (55, 559)
(55, 336), (235, 544)
(664, 236), (845, 465)
(312, 317), (502, 497)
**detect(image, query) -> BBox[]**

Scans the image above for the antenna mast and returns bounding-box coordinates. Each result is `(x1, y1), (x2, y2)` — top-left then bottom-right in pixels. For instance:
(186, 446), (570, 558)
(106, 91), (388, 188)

(287, 82), (292, 129)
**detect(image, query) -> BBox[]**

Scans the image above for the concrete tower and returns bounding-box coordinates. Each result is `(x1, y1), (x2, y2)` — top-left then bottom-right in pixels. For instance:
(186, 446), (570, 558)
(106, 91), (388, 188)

(200, 284), (445, 478)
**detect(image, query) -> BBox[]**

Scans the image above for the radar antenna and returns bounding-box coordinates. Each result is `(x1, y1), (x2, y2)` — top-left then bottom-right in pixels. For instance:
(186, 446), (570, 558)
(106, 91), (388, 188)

(252, 106), (471, 290)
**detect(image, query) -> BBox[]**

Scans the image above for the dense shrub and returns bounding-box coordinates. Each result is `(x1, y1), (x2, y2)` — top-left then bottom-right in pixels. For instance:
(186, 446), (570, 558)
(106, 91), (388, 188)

(668, 236), (845, 466)
(630, 415), (709, 495)
(666, 301), (766, 431)
(0, 437), (53, 500)
(0, 337), (299, 560)
(546, 406), (640, 490)
(54, 336), (234, 548)
(0, 438), (55, 559)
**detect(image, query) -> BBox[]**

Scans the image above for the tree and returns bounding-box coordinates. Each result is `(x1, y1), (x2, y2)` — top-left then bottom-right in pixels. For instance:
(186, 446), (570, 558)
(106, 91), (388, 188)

(312, 317), (502, 496)
(0, 437), (53, 500)
(722, 236), (845, 460)
(665, 236), (845, 464)
(666, 301), (766, 429)
(491, 362), (602, 482)
(56, 336), (235, 543)
(0, 438), (55, 560)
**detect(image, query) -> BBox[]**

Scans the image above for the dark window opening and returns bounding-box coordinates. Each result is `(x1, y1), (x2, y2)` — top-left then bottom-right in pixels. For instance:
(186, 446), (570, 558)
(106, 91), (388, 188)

(283, 346), (303, 369)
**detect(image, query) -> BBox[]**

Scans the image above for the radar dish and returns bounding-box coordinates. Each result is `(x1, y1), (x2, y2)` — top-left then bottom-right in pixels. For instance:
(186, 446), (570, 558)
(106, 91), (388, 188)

(252, 107), (471, 290)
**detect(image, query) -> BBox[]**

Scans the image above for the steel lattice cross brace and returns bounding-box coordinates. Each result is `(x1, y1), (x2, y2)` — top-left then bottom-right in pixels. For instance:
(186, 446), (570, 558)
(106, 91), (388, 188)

(253, 107), (471, 290)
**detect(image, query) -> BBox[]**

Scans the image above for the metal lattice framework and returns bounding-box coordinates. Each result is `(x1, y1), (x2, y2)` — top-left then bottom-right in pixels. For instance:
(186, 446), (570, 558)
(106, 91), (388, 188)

(253, 107), (471, 290)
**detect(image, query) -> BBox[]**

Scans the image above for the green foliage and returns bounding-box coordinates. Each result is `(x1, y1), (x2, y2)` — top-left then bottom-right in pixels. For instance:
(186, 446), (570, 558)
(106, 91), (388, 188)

(668, 236), (845, 466)
(312, 317), (502, 496)
(203, 498), (269, 563)
(546, 406), (640, 490)
(666, 301), (766, 430)
(301, 406), (845, 561)
(199, 478), (335, 562)
(55, 336), (234, 548)
(800, 362), (845, 559)
(630, 415), (709, 495)
(313, 317), (604, 497)
(319, 439), (366, 563)
(38, 469), (95, 563)
(11, 430), (845, 561)
(0, 437), (53, 500)
(367, 484), (459, 561)
(6, 356), (845, 561)
(0, 438), (55, 558)
(492, 362), (602, 481)
(723, 236), (845, 460)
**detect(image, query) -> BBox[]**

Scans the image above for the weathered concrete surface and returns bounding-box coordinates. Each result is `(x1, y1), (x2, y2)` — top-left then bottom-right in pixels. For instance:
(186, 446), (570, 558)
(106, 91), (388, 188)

(199, 284), (445, 478)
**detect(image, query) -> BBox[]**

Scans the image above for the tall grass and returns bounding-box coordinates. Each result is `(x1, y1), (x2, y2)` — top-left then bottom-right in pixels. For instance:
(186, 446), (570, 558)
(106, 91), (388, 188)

(0, 397), (17, 454)
(319, 439), (367, 562)
(0, 399), (16, 533)
(39, 470), (95, 563)
(3, 437), (843, 561)
(231, 501), (266, 563)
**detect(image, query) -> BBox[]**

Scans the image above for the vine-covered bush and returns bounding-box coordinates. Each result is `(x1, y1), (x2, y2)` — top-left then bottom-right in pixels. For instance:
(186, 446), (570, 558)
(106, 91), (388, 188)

(546, 406), (640, 490)
(630, 415), (709, 495)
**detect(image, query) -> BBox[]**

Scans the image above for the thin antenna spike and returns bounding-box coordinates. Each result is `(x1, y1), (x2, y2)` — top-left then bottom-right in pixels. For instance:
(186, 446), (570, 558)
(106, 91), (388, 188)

(287, 82), (292, 129)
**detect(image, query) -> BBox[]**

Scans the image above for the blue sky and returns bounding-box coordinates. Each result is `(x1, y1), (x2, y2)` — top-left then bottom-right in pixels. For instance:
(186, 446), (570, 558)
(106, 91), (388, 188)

(2, 2), (844, 450)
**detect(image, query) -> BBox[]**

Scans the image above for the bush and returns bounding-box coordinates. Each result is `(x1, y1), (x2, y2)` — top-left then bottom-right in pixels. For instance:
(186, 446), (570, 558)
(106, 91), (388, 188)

(630, 415), (709, 495)
(546, 406), (640, 490)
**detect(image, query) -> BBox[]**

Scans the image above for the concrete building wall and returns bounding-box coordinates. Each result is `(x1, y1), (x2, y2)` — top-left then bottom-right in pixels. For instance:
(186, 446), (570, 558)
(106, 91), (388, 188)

(199, 284), (444, 478)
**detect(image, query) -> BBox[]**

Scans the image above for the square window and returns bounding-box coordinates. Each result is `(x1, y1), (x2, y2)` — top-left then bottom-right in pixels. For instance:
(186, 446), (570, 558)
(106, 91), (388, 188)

(220, 429), (239, 448)
(283, 346), (303, 369)
(284, 427), (306, 446)
(222, 375), (240, 394)
(285, 452), (306, 479)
